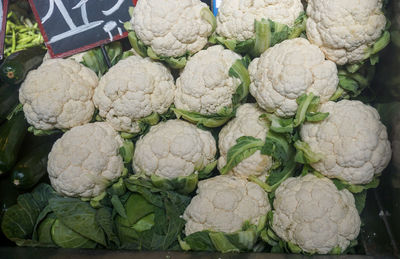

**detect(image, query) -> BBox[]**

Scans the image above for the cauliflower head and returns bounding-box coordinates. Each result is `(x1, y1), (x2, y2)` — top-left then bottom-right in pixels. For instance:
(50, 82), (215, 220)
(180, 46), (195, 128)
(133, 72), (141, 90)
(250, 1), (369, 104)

(131, 0), (214, 58)
(48, 122), (124, 198)
(216, 0), (304, 41)
(183, 175), (271, 235)
(175, 45), (242, 115)
(306, 0), (387, 65)
(19, 59), (98, 130)
(272, 174), (361, 254)
(133, 119), (216, 179)
(300, 100), (392, 185)
(218, 104), (272, 179)
(93, 55), (175, 134)
(249, 38), (338, 117)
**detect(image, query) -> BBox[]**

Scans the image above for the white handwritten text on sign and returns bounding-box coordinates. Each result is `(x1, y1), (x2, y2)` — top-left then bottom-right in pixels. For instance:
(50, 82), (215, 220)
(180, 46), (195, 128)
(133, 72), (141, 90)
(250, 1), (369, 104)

(29, 0), (136, 58)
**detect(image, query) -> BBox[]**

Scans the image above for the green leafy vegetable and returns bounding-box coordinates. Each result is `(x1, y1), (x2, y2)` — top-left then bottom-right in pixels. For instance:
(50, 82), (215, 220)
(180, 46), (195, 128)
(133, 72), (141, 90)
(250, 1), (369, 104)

(220, 136), (264, 175)
(117, 178), (191, 250)
(181, 215), (267, 253)
(150, 173), (198, 195)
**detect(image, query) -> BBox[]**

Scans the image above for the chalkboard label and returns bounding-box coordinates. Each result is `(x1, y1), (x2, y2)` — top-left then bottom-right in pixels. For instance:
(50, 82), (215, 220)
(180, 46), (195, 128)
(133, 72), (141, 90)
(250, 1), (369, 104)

(29, 0), (137, 58)
(0, 0), (8, 60)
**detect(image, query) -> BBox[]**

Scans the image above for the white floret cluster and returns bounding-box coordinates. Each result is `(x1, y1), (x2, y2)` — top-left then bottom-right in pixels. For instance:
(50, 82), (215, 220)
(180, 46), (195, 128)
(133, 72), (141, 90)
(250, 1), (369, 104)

(183, 175), (271, 235)
(16, 0), (394, 254)
(272, 174), (361, 254)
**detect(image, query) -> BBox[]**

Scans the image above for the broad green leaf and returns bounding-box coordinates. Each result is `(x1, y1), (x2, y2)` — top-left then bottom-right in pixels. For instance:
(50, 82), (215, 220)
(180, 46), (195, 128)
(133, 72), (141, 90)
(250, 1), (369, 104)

(111, 195), (127, 218)
(288, 241), (302, 254)
(269, 20), (290, 47)
(119, 141), (134, 164)
(123, 193), (155, 226)
(226, 228), (257, 251)
(49, 197), (106, 246)
(354, 191), (367, 214)
(37, 215), (56, 245)
(370, 31), (391, 56)
(95, 207), (120, 247)
(289, 12), (307, 39)
(183, 231), (215, 252)
(151, 173), (198, 194)
(260, 113), (294, 134)
(172, 108), (233, 128)
(132, 213), (155, 232)
(235, 39), (255, 54)
(1, 184), (56, 243)
(220, 136), (264, 175)
(261, 131), (292, 162)
(198, 160), (217, 179)
(163, 56), (187, 69)
(209, 232), (240, 253)
(51, 219), (96, 249)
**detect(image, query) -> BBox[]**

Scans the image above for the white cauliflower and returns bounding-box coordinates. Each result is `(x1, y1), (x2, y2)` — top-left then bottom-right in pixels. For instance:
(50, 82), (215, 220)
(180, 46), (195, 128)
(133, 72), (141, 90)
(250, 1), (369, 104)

(218, 104), (272, 179)
(19, 59), (98, 130)
(216, 0), (304, 41)
(48, 122), (124, 198)
(183, 175), (271, 235)
(306, 0), (387, 65)
(272, 174), (361, 254)
(300, 100), (392, 185)
(93, 55), (175, 134)
(131, 0), (215, 58)
(249, 38), (338, 117)
(133, 119), (216, 180)
(175, 45), (242, 115)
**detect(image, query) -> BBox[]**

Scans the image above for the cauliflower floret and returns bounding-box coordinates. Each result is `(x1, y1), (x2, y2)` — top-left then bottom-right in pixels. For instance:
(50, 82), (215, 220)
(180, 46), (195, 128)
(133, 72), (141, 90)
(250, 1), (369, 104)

(300, 100), (392, 185)
(175, 45), (241, 115)
(19, 59), (98, 130)
(249, 38), (338, 117)
(272, 174), (361, 254)
(93, 55), (175, 134)
(218, 104), (272, 179)
(48, 122), (124, 198)
(216, 0), (304, 41)
(131, 0), (214, 57)
(306, 0), (387, 65)
(183, 175), (271, 235)
(133, 119), (216, 179)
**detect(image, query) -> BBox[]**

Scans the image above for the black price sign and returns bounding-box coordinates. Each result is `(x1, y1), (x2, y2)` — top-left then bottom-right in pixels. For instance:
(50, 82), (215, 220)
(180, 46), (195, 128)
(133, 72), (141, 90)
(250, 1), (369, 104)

(0, 0), (8, 60)
(28, 0), (136, 58)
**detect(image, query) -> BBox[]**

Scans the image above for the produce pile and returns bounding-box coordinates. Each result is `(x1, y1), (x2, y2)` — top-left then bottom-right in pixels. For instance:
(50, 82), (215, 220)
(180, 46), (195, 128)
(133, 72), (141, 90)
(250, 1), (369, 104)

(0, 0), (395, 255)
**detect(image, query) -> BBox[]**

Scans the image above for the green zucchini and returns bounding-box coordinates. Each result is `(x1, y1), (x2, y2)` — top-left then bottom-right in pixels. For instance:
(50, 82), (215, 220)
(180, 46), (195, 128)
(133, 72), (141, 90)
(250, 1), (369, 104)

(0, 46), (46, 85)
(11, 142), (53, 190)
(0, 112), (28, 176)
(0, 83), (20, 124)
